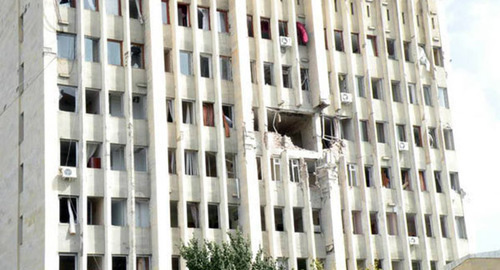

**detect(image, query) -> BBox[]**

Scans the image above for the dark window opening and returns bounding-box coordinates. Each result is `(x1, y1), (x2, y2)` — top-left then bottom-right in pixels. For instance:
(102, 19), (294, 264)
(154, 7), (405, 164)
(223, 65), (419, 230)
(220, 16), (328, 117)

(168, 148), (176, 174)
(88, 255), (103, 270)
(88, 197), (104, 225)
(434, 171), (442, 193)
(85, 37), (99, 62)
(279, 21), (288, 36)
(370, 212), (379, 234)
(407, 214), (417, 237)
(187, 202), (199, 228)
(351, 33), (360, 53)
(413, 126), (423, 147)
(334, 30), (344, 52)
(282, 66), (292, 88)
(205, 152), (217, 177)
(178, 4), (190, 27)
(300, 68), (310, 91)
(367, 35), (378, 56)
(261, 18), (271, 39)
(131, 43), (144, 68)
(198, 7), (210, 30)
(274, 208), (284, 231)
(208, 204), (219, 229)
(60, 140), (78, 167)
(111, 199), (127, 226)
(166, 99), (174, 122)
(267, 110), (316, 150)
(200, 54), (211, 78)
(86, 89), (100, 114)
(247, 15), (254, 37)
(264, 62), (273, 85)
(170, 201), (178, 227)
(365, 166), (372, 187)
(371, 78), (382, 100)
(59, 254), (77, 270)
(129, 0), (142, 19)
(381, 167), (391, 188)
(59, 197), (78, 223)
(112, 256), (127, 270)
(387, 39), (396, 59)
(293, 208), (304, 232)
(59, 85), (77, 113)
(228, 204), (239, 229)
(401, 169), (411, 191)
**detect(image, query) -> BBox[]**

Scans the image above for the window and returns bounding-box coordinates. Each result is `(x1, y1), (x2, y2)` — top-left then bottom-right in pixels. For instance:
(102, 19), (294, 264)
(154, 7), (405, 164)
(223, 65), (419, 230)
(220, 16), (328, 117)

(87, 197), (103, 225)
(250, 61), (257, 83)
(164, 49), (172, 72)
(168, 148), (176, 174)
(397, 124), (406, 142)
(365, 166), (372, 187)
(184, 150), (198, 175)
(225, 153), (237, 179)
(135, 200), (150, 228)
(202, 103), (214, 126)
(179, 51), (193, 75)
(172, 257), (180, 270)
(297, 258), (308, 270)
(88, 255), (103, 270)
(19, 164), (24, 193)
(408, 83), (417, 104)
(312, 209), (321, 233)
(205, 152), (217, 177)
(170, 201), (178, 227)
(86, 89), (100, 114)
(300, 68), (310, 91)
(261, 18), (271, 39)
(370, 212), (379, 234)
(351, 33), (360, 53)
(450, 172), (461, 193)
(387, 39), (396, 59)
(59, 0), (76, 8)
(419, 170), (427, 191)
(222, 104), (234, 131)
(109, 92), (123, 117)
(134, 147), (147, 172)
(110, 144), (126, 171)
(352, 211), (363, 234)
(217, 10), (229, 33)
(59, 254), (77, 270)
(334, 30), (344, 52)
(111, 199), (127, 226)
(423, 85), (432, 106)
(433, 47), (444, 67)
(338, 74), (347, 93)
(129, 0), (142, 19)
(357, 260), (366, 270)
(182, 101), (195, 124)
(278, 21), (288, 36)
(59, 197), (78, 224)
(381, 167), (391, 188)
(438, 87), (449, 108)
(404, 41), (411, 62)
(356, 76), (365, 97)
(107, 40), (122, 66)
(444, 128), (455, 150)
(136, 257), (150, 270)
(256, 156), (262, 180)
(289, 159), (300, 183)
(162, 0), (169, 24)
(401, 169), (411, 191)
(60, 140), (78, 167)
(87, 142), (102, 169)
(360, 120), (369, 142)
(247, 15), (254, 37)
(347, 164), (358, 187)
(57, 33), (76, 60)
(413, 126), (422, 147)
(59, 85), (77, 113)
(376, 122), (386, 143)
(220, 56), (232, 80)
(456, 216), (467, 239)
(366, 35), (378, 56)
(440, 215), (448, 237)
(106, 0), (120, 16)
(425, 214), (433, 237)
(271, 157), (281, 181)
(392, 81), (402, 102)
(412, 261), (421, 270)
(340, 118), (353, 140)
(282, 66), (292, 88)
(406, 214), (417, 236)
(178, 3), (190, 27)
(85, 37), (99, 62)
(187, 202), (199, 228)
(371, 78), (382, 100)
(200, 54), (212, 78)
(228, 204), (239, 229)
(428, 127), (438, 148)
(430, 262), (438, 270)
(132, 95), (146, 119)
(293, 208), (304, 232)
(263, 62), (274, 85)
(208, 204), (219, 229)
(112, 256), (127, 270)
(434, 171), (442, 193)
(131, 43), (144, 68)
(322, 116), (336, 147)
(198, 7), (210, 30)
(274, 208), (284, 231)
(387, 212), (398, 235)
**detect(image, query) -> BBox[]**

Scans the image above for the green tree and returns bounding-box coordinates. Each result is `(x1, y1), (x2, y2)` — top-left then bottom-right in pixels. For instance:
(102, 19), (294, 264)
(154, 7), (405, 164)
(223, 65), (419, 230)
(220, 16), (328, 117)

(180, 231), (281, 270)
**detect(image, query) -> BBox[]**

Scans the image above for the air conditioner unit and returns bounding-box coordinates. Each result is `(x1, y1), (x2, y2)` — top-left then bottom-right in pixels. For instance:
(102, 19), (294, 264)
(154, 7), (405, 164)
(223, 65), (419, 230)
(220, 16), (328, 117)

(340, 92), (353, 103)
(314, 225), (321, 233)
(408, 236), (419, 245)
(59, 166), (77, 179)
(279, 36), (292, 48)
(398, 141), (409, 151)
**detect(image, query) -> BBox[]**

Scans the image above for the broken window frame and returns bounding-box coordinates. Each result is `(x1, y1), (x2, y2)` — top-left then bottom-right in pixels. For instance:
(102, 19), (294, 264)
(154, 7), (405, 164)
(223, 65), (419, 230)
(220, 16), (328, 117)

(289, 159), (300, 183)
(199, 53), (212, 78)
(260, 17), (271, 39)
(131, 43), (144, 69)
(222, 104), (234, 136)
(205, 151), (217, 177)
(178, 3), (190, 27)
(59, 85), (77, 113)
(135, 199), (150, 228)
(57, 32), (76, 60)
(184, 150), (199, 176)
(217, 9), (229, 33)
(182, 100), (195, 124)
(334, 30), (344, 52)
(60, 139), (78, 167)
(197, 6), (210, 30)
(107, 39), (123, 66)
(187, 202), (200, 228)
(85, 36), (100, 63)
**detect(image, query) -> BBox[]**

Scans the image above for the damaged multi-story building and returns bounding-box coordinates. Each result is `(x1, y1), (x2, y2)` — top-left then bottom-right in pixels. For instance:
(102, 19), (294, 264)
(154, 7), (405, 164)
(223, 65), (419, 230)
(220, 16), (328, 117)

(0, 0), (468, 269)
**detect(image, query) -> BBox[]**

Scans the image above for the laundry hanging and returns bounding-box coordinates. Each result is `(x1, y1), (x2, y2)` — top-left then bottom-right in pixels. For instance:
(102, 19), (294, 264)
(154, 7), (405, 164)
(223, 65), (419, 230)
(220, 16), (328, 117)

(296, 22), (309, 44)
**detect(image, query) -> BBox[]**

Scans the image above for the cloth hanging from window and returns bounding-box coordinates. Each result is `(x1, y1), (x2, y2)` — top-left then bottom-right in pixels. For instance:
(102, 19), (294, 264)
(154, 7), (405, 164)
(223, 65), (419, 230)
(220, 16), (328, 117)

(419, 172), (427, 191)
(167, 100), (174, 122)
(203, 104), (214, 126)
(67, 199), (76, 235)
(296, 22), (309, 44)
(418, 46), (431, 71)
(223, 116), (230, 137)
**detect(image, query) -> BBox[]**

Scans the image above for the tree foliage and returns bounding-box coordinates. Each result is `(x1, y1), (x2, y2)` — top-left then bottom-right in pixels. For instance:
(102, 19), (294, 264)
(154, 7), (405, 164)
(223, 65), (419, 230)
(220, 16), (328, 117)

(180, 231), (281, 270)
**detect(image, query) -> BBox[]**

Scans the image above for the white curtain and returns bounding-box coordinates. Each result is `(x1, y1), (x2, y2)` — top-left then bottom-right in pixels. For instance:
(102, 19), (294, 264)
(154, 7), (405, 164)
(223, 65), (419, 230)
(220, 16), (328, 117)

(135, 201), (150, 228)
(85, 0), (96, 11)
(185, 151), (198, 175)
(168, 150), (176, 174)
(67, 199), (77, 235)
(87, 143), (99, 161)
(167, 100), (174, 121)
(190, 204), (199, 228)
(418, 46), (431, 71)
(366, 38), (375, 57)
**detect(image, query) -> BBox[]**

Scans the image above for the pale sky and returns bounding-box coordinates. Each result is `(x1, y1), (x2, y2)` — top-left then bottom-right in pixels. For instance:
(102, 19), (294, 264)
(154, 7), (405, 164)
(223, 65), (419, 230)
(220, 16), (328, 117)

(440, 0), (500, 253)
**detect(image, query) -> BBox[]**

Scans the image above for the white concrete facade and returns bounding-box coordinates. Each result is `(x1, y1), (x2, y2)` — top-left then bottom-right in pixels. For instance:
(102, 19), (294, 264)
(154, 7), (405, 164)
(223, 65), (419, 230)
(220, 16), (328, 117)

(0, 0), (468, 269)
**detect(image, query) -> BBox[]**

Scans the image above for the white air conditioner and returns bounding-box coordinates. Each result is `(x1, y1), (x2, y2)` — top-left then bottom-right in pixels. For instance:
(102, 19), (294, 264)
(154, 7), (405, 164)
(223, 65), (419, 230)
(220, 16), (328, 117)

(408, 236), (419, 245)
(398, 141), (409, 151)
(59, 166), (77, 179)
(340, 92), (353, 104)
(314, 225), (321, 233)
(279, 36), (292, 48)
